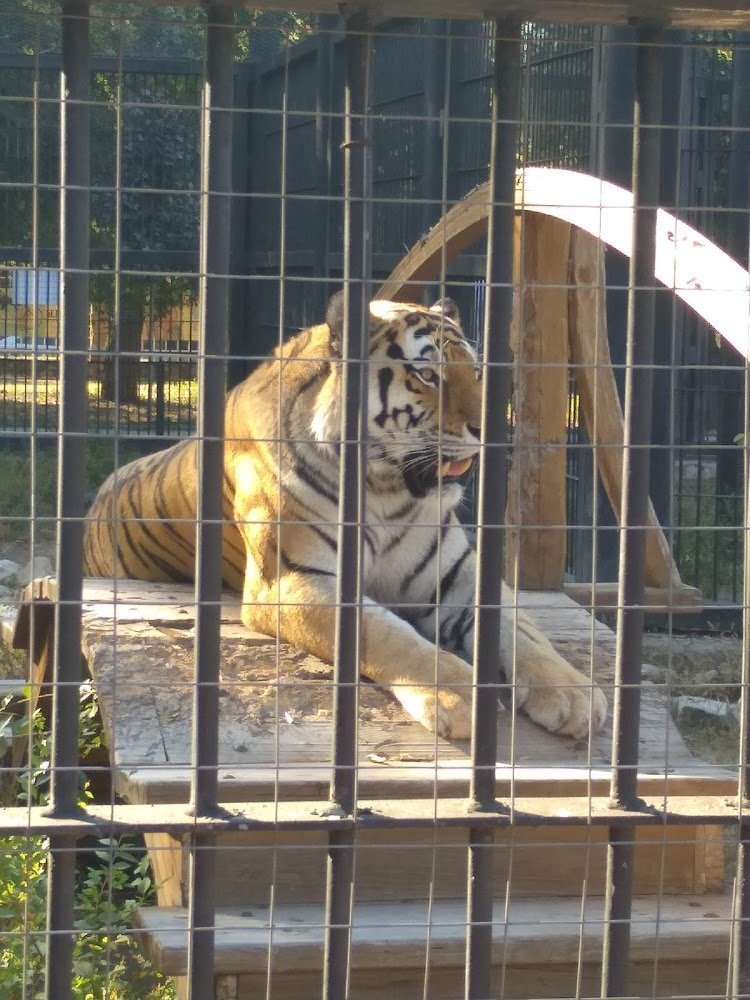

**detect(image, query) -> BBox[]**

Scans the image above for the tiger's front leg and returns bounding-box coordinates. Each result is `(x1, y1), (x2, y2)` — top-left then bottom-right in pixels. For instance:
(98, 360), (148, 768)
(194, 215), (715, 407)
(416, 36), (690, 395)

(408, 519), (607, 740)
(239, 559), (474, 741)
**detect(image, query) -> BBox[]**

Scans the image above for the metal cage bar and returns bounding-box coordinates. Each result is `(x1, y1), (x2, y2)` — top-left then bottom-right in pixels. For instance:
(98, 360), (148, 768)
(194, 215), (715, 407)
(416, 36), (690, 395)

(465, 17), (522, 1000)
(45, 3), (90, 997)
(323, 11), (373, 999)
(601, 21), (665, 999)
(187, 5), (235, 996)
(733, 242), (750, 1000)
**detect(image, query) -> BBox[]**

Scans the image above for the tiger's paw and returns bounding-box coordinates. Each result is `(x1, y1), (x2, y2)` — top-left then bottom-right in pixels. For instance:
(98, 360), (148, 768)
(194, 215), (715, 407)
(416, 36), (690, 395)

(517, 675), (607, 740)
(395, 684), (475, 741)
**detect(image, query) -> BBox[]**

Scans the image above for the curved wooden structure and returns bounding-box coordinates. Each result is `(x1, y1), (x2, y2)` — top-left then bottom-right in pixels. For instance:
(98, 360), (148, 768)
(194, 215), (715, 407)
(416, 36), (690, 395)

(378, 167), (745, 603)
(378, 167), (750, 357)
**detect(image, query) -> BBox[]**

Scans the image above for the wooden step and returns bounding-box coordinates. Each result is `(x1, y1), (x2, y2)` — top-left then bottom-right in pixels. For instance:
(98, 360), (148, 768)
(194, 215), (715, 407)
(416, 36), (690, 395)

(136, 893), (732, 1000)
(145, 822), (726, 908)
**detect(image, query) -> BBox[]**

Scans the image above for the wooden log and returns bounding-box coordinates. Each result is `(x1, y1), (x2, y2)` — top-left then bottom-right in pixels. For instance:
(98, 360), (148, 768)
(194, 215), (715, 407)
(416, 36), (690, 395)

(567, 228), (685, 589)
(380, 168), (750, 365)
(564, 581), (703, 613)
(377, 183), (494, 302)
(505, 214), (570, 589)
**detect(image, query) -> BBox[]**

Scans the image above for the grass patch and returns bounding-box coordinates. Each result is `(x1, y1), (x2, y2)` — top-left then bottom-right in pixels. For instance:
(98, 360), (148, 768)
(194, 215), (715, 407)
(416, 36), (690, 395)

(674, 488), (743, 602)
(643, 633), (742, 767)
(0, 371), (197, 437)
(0, 440), (147, 545)
(678, 717), (739, 768)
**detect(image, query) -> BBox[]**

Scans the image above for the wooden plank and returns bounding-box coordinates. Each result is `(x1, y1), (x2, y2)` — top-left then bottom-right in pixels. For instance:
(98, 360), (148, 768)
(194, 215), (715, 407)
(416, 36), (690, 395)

(694, 826), (728, 895)
(57, 579), (714, 803)
(94, 617), (707, 803)
(15, 581), (716, 804)
(4, 591), (56, 768)
(505, 214), (570, 589)
(144, 832), (184, 909)
(79, 0), (750, 29)
(565, 581), (703, 612)
(81, 622), (169, 771)
(136, 893), (732, 976)
(513, 588), (614, 643)
(567, 227), (684, 590)
(234, 958), (730, 1000)
(117, 766), (736, 808)
(169, 823), (717, 906)
(177, 977), (239, 1000)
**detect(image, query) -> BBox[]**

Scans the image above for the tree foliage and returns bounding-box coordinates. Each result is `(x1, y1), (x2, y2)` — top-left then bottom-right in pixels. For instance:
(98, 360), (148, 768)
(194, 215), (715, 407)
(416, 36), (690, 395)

(0, 1), (312, 399)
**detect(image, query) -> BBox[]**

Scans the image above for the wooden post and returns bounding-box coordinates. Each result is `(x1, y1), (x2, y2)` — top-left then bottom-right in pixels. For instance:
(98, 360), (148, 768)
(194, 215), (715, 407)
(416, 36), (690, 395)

(505, 213), (571, 589)
(568, 226), (683, 589)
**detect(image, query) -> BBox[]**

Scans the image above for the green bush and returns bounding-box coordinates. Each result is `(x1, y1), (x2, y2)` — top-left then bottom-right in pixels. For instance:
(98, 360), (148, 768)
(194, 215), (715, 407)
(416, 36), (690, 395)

(0, 687), (175, 1000)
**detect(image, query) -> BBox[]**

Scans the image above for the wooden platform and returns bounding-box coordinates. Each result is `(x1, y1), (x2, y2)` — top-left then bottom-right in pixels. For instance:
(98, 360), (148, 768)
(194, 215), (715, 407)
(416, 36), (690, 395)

(9, 576), (736, 998)
(14, 577), (731, 805)
(136, 894), (733, 1000)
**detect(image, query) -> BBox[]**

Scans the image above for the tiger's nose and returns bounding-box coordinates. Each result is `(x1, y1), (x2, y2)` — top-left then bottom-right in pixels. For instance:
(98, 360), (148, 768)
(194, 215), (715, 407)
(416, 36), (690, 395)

(467, 424), (481, 440)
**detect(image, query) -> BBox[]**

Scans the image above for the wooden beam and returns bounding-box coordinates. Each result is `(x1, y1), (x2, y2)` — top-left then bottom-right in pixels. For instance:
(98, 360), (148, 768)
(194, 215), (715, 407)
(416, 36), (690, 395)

(505, 214), (570, 589)
(567, 228), (686, 591)
(379, 168), (750, 364)
(564, 582), (703, 614)
(378, 169), (711, 600)
(74, 0), (750, 30)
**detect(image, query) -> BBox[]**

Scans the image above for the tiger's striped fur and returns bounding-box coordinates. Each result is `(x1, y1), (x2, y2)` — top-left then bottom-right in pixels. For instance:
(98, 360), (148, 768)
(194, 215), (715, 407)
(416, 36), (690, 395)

(84, 294), (606, 740)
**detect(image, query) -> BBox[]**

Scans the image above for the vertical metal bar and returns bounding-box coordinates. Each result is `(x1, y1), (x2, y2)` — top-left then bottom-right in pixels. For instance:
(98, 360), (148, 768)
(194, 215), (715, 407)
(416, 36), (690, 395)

(323, 11), (371, 999)
(45, 2), (90, 998)
(314, 14), (336, 315)
(465, 17), (521, 1000)
(187, 5), (234, 998)
(422, 19), (446, 236)
(732, 234), (750, 1000)
(602, 22), (664, 999)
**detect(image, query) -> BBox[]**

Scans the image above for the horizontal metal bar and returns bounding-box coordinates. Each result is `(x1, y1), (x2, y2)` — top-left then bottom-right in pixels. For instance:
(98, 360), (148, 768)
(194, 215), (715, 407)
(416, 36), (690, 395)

(0, 52), (204, 73)
(0, 794), (745, 837)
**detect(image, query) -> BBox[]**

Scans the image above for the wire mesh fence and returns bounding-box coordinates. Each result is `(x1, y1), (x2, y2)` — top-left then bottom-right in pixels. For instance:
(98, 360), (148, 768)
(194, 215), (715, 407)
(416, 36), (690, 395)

(1, 4), (750, 1000)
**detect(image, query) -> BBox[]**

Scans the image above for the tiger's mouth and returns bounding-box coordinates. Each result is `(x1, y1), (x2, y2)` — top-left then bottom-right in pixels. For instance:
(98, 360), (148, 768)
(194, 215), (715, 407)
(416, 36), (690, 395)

(402, 451), (476, 497)
(440, 457), (474, 478)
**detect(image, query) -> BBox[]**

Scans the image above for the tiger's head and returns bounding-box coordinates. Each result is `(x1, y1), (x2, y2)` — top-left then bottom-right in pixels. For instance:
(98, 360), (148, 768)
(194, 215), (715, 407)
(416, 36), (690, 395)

(318, 292), (482, 499)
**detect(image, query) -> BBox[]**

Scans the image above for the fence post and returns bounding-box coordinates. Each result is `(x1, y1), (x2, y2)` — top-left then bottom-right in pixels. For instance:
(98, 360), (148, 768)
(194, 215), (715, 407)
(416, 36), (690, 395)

(602, 22), (665, 998)
(466, 16), (521, 1000)
(323, 10), (372, 999)
(187, 4), (234, 997)
(45, 2), (90, 998)
(228, 61), (251, 389)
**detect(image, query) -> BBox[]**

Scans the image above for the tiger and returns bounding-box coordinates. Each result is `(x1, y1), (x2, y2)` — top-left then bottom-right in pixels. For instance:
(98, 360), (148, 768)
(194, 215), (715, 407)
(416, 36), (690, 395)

(84, 293), (607, 741)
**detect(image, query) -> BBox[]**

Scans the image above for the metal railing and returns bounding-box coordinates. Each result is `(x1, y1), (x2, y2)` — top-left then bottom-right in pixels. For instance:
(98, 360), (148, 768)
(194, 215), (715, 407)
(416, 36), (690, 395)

(1, 6), (750, 1000)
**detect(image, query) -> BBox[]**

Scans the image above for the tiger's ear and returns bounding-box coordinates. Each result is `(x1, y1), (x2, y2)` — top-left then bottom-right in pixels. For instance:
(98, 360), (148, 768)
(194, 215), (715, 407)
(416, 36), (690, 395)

(326, 290), (378, 356)
(326, 290), (345, 355)
(429, 297), (460, 325)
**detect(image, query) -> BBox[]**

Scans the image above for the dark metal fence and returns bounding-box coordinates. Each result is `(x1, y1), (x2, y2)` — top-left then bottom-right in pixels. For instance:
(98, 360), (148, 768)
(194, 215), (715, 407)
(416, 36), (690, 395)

(671, 38), (746, 607)
(0, 52), (203, 438)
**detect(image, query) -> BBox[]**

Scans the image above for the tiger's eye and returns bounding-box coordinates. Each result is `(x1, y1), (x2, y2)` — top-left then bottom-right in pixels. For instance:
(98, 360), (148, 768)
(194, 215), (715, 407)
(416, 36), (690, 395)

(416, 367), (439, 386)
